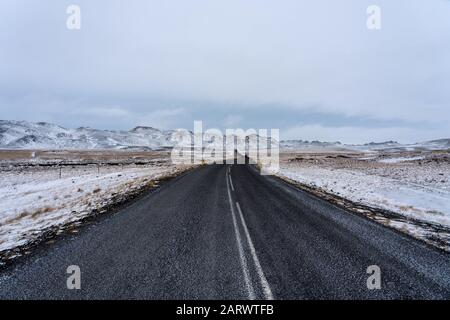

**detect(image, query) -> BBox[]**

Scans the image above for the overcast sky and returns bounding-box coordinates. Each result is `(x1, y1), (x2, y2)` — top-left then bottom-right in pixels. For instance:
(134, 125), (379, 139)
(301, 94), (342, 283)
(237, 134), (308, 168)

(0, 0), (449, 143)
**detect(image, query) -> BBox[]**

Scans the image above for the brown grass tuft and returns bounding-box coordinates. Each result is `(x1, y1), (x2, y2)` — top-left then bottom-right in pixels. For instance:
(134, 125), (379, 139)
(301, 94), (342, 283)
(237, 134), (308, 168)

(31, 206), (55, 219)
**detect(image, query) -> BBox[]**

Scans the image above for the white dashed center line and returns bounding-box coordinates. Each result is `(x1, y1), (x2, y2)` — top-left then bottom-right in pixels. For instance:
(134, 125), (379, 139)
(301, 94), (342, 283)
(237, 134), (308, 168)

(226, 170), (256, 299)
(226, 166), (274, 300)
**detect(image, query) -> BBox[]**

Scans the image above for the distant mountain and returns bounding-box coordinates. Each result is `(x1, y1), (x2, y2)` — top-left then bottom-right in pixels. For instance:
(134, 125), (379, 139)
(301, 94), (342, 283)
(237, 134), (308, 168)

(0, 120), (275, 151)
(0, 120), (177, 150)
(1, 120), (448, 151)
(363, 141), (399, 146)
(280, 138), (450, 152)
(422, 139), (450, 148)
(280, 140), (343, 150)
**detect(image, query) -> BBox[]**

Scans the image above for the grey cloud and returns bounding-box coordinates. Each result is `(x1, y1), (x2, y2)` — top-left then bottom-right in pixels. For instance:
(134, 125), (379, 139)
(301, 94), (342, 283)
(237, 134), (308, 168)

(0, 0), (449, 143)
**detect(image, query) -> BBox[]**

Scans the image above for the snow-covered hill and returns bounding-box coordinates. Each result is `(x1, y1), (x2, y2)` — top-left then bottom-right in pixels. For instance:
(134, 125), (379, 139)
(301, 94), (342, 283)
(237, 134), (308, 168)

(0, 120), (179, 150)
(1, 120), (449, 151)
(0, 120), (276, 151)
(280, 139), (450, 152)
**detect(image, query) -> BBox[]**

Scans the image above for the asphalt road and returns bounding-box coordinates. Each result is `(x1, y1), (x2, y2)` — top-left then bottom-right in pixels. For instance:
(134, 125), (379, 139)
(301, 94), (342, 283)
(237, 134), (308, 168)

(0, 164), (449, 299)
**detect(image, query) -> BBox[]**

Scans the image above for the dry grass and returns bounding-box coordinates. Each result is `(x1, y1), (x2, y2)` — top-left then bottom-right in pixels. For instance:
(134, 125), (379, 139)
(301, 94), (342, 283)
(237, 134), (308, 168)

(1, 210), (30, 225)
(0, 206), (55, 225)
(0, 149), (170, 162)
(6, 150), (170, 161)
(0, 150), (34, 160)
(31, 206), (55, 218)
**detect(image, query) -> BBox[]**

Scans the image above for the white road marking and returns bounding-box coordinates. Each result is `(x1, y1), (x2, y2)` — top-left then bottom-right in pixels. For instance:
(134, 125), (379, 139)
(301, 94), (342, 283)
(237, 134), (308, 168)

(226, 172), (256, 300)
(229, 174), (235, 192)
(236, 202), (275, 300)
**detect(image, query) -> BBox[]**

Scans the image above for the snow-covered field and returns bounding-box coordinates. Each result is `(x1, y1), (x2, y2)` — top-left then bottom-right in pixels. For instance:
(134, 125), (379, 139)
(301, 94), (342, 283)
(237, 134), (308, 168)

(278, 151), (450, 249)
(0, 159), (191, 259)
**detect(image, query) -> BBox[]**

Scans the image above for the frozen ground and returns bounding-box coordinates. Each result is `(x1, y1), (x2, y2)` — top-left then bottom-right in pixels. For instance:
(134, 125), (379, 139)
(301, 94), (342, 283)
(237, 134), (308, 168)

(0, 158), (191, 258)
(377, 156), (425, 164)
(279, 150), (450, 249)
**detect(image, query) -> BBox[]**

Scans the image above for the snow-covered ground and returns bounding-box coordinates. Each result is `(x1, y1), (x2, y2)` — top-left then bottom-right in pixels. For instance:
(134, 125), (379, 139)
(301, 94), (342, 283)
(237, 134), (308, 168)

(278, 151), (450, 248)
(377, 156), (425, 164)
(0, 161), (190, 257)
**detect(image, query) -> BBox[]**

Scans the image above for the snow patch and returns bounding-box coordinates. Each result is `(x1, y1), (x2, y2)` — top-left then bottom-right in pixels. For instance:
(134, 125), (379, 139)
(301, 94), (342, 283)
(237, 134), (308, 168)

(378, 156), (424, 163)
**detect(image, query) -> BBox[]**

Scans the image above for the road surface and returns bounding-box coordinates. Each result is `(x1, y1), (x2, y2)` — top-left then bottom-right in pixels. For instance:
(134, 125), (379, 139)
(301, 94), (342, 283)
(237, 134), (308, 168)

(0, 164), (449, 299)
